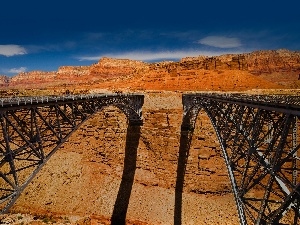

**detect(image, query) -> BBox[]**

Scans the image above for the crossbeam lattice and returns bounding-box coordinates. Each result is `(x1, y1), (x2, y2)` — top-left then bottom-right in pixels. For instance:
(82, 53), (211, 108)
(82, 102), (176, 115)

(181, 93), (300, 225)
(0, 94), (144, 214)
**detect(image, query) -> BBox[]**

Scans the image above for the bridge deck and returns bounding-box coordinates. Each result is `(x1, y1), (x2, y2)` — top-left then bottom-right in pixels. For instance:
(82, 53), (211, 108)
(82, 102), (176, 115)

(0, 93), (144, 108)
(183, 93), (300, 116)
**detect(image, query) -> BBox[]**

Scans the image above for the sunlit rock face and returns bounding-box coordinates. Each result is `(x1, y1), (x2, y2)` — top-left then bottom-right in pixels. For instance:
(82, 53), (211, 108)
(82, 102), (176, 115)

(180, 49), (300, 74)
(2, 49), (300, 92)
(0, 75), (9, 87)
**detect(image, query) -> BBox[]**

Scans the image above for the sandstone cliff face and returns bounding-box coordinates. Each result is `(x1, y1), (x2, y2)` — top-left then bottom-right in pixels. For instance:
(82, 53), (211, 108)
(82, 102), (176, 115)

(246, 49), (300, 74)
(0, 75), (9, 87)
(57, 66), (90, 76)
(2, 49), (300, 93)
(89, 57), (149, 79)
(180, 49), (300, 74)
(10, 71), (57, 84)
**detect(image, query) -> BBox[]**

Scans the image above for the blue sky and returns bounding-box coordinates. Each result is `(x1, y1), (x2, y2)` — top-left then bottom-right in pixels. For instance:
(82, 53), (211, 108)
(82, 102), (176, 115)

(0, 0), (299, 76)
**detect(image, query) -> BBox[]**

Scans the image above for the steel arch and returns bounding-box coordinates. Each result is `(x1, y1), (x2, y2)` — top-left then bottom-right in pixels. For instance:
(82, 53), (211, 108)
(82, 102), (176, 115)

(181, 93), (300, 225)
(0, 93), (144, 214)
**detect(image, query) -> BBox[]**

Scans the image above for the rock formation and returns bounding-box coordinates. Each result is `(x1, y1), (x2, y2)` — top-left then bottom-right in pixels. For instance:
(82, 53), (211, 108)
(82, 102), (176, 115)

(1, 49), (300, 92)
(57, 66), (90, 76)
(180, 49), (300, 74)
(0, 75), (9, 87)
(90, 57), (149, 78)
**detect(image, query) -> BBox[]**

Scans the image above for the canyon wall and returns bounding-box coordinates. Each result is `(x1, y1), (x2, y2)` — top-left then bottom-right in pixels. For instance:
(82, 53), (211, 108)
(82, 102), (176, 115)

(0, 76), (9, 87)
(1, 49), (300, 91)
(180, 49), (300, 74)
(57, 66), (90, 76)
(10, 71), (57, 83)
(11, 92), (239, 225)
(90, 57), (149, 78)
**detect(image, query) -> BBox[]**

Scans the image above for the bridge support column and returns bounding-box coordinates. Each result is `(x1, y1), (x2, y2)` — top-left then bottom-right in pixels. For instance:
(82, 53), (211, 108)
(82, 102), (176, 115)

(111, 124), (141, 225)
(174, 101), (199, 225)
(174, 128), (194, 225)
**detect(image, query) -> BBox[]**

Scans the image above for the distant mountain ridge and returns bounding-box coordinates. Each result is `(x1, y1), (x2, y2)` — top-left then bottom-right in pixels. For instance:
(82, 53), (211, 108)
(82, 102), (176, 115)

(180, 49), (300, 74)
(0, 49), (299, 91)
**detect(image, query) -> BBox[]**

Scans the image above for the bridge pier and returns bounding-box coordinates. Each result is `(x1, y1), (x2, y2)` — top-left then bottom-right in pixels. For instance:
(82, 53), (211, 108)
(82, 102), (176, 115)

(174, 128), (194, 225)
(111, 124), (141, 225)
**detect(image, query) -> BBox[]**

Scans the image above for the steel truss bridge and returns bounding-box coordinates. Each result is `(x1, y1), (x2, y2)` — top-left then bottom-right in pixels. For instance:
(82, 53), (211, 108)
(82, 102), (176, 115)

(0, 92), (299, 225)
(0, 94), (144, 215)
(180, 93), (300, 225)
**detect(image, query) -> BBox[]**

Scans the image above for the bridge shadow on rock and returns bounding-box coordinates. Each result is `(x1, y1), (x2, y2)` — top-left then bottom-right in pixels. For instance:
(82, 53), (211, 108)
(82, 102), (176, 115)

(111, 124), (141, 225)
(174, 127), (194, 225)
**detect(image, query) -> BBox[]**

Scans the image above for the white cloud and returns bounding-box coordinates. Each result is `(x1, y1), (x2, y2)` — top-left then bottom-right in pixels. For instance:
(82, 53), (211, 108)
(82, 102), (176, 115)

(198, 36), (242, 48)
(8, 67), (27, 74)
(77, 49), (244, 62)
(0, 45), (27, 56)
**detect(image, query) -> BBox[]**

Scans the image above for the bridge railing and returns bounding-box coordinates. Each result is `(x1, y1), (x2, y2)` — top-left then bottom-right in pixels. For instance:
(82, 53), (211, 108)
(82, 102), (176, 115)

(186, 92), (300, 106)
(184, 92), (300, 117)
(0, 93), (143, 107)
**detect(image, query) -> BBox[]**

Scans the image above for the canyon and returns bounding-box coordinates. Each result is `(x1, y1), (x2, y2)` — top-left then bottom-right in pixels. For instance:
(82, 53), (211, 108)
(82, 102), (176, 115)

(1, 49), (300, 225)
(0, 49), (300, 94)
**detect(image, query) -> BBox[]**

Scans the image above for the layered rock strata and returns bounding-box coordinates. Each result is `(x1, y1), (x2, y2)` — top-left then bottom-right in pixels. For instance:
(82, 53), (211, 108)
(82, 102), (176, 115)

(1, 49), (299, 91)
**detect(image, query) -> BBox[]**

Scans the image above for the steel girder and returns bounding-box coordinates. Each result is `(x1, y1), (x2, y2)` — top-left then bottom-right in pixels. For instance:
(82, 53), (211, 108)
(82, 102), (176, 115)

(0, 94), (144, 214)
(181, 93), (300, 225)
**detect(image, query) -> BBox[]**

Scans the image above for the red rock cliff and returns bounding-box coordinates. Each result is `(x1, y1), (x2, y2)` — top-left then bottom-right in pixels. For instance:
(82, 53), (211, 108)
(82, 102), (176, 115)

(2, 49), (300, 91)
(180, 49), (300, 74)
(0, 75), (9, 87)
(89, 57), (149, 78)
